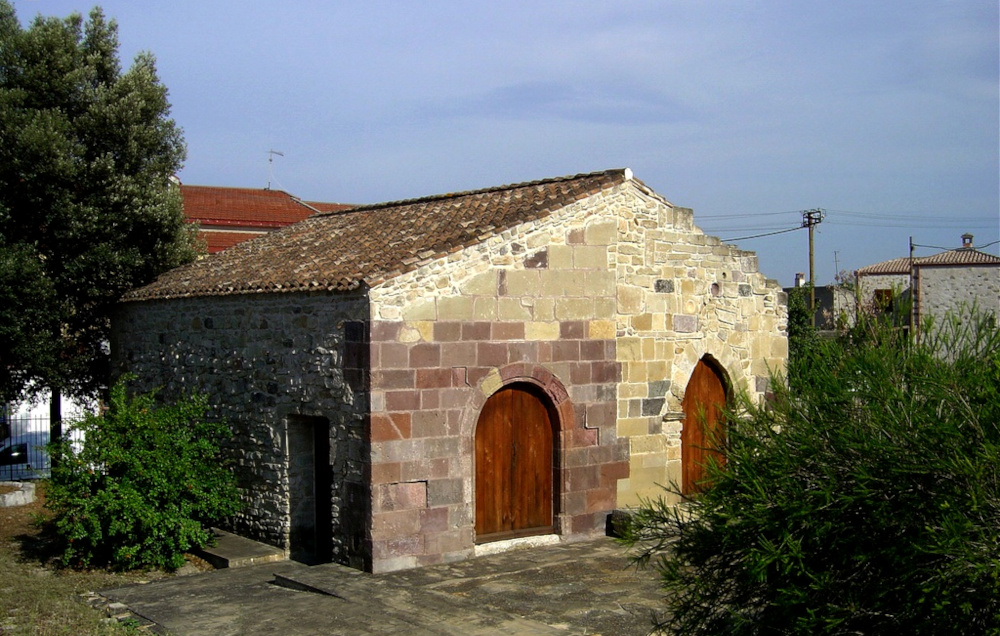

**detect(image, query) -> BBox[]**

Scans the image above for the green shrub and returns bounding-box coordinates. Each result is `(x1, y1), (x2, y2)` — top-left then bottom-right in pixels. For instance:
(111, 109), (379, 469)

(622, 310), (1000, 635)
(46, 378), (242, 571)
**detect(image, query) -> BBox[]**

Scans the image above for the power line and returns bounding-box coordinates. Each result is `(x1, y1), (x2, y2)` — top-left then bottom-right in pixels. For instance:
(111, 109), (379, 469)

(912, 239), (1000, 252)
(721, 226), (803, 242)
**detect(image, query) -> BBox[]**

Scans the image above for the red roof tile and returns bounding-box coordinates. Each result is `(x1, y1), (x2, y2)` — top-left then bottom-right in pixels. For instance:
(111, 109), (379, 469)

(128, 169), (631, 301)
(857, 250), (1000, 276)
(198, 230), (269, 254)
(856, 257), (913, 276)
(916, 248), (1000, 266)
(180, 185), (352, 253)
(181, 185), (318, 226)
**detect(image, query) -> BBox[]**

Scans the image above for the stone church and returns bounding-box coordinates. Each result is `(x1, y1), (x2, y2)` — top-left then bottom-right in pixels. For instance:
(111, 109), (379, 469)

(113, 169), (787, 572)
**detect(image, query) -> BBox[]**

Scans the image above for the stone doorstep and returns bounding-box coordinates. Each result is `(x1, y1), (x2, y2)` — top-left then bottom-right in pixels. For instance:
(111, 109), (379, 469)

(192, 528), (286, 569)
(0, 481), (35, 507)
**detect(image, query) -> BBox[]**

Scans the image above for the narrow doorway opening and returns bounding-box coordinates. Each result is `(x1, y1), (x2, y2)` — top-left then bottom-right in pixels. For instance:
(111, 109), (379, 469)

(287, 415), (333, 564)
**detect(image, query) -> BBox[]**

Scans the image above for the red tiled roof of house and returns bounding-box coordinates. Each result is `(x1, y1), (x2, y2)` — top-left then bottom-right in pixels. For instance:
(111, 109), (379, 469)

(197, 230), (269, 252)
(857, 249), (1000, 276)
(180, 185), (353, 253)
(856, 257), (913, 276)
(127, 169), (632, 301)
(182, 185), (318, 226)
(916, 248), (1000, 266)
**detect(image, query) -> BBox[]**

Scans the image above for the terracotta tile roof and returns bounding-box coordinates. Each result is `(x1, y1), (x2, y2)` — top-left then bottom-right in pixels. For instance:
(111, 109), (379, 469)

(856, 257), (913, 276)
(916, 248), (1000, 266)
(180, 185), (353, 254)
(197, 230), (269, 253)
(857, 250), (1000, 276)
(127, 169), (631, 301)
(182, 185), (319, 226)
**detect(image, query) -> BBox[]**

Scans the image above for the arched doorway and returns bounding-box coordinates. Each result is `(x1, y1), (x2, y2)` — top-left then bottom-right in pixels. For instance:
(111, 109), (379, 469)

(681, 357), (728, 495)
(474, 384), (556, 542)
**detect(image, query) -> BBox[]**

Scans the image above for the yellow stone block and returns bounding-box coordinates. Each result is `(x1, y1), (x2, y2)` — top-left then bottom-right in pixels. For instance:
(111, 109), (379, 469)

(625, 362), (648, 383)
(617, 286), (643, 314)
(617, 337), (642, 361)
(574, 245), (608, 269)
(414, 321), (434, 342)
(588, 319), (615, 340)
(548, 244), (573, 269)
(525, 321), (560, 341)
(617, 417), (648, 437)
(437, 296), (474, 320)
(642, 337), (656, 359)
(480, 368), (503, 396)
(594, 298), (616, 318)
(402, 298), (436, 321)
(585, 219), (617, 245)
(462, 270), (497, 296)
(504, 270), (541, 297)
(546, 270), (586, 296)
(631, 313), (653, 332)
(630, 434), (666, 454)
(473, 297), (497, 320)
(554, 297), (594, 321)
(497, 297), (532, 321)
(584, 270), (616, 296)
(619, 382), (647, 398)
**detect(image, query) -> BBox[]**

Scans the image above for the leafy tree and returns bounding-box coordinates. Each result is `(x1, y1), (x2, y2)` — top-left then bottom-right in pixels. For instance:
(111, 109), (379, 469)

(46, 377), (242, 571)
(621, 309), (1000, 635)
(0, 3), (198, 433)
(785, 284), (820, 389)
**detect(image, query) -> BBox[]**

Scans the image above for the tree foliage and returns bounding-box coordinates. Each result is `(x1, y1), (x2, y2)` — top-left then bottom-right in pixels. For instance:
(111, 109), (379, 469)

(622, 309), (1000, 635)
(0, 2), (198, 404)
(46, 378), (242, 571)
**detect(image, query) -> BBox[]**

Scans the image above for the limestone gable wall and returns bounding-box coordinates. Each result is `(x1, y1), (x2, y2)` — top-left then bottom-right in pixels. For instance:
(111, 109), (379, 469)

(366, 183), (631, 571)
(610, 183), (787, 506)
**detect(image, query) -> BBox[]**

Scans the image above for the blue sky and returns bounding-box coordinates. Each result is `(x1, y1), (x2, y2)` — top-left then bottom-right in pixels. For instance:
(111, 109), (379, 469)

(12, 0), (999, 286)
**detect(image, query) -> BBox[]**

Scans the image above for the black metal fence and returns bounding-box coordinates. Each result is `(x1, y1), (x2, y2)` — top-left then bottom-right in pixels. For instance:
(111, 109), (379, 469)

(1, 407), (53, 481)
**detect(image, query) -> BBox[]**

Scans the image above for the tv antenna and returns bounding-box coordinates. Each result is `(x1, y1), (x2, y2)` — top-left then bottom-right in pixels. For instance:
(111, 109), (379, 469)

(266, 149), (285, 190)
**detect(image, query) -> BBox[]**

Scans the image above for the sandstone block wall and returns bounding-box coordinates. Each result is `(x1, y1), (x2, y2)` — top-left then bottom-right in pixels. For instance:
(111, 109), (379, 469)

(367, 193), (627, 571)
(366, 177), (787, 569)
(609, 183), (786, 507)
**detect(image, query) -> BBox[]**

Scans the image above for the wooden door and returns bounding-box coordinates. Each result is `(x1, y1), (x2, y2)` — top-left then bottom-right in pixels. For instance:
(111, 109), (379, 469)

(681, 359), (727, 495)
(475, 386), (554, 541)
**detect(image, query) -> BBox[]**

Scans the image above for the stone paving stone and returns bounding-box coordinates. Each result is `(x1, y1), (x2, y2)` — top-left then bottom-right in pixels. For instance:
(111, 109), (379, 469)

(100, 537), (665, 636)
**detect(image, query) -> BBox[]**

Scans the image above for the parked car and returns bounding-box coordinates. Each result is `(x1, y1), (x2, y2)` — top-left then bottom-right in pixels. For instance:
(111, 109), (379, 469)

(0, 431), (50, 481)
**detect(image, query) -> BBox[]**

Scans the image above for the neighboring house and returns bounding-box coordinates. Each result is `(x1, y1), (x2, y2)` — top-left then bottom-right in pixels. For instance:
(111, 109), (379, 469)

(180, 184), (352, 253)
(113, 169), (788, 572)
(783, 273), (856, 331)
(856, 234), (1000, 328)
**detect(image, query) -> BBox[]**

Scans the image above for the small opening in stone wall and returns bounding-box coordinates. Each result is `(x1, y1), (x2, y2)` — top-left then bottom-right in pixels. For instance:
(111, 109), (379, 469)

(711, 283), (720, 297)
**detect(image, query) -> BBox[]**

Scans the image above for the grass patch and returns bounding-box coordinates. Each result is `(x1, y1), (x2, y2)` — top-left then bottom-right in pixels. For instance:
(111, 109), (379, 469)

(0, 482), (176, 635)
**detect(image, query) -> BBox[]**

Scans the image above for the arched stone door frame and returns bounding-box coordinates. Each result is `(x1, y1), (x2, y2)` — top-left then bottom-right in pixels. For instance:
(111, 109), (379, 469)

(680, 354), (731, 495)
(464, 364), (575, 542)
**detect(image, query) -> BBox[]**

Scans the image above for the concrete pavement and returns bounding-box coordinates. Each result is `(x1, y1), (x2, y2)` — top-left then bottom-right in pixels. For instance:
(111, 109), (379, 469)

(99, 537), (665, 635)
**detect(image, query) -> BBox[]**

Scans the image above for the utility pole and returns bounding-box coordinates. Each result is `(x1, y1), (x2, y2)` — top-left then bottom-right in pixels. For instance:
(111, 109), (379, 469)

(801, 209), (825, 326)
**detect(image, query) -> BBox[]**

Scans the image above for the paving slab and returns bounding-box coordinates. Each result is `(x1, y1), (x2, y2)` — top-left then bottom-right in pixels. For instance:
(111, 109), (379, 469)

(192, 527), (285, 569)
(100, 537), (665, 635)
